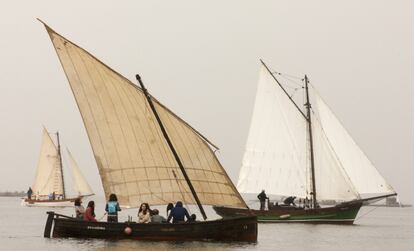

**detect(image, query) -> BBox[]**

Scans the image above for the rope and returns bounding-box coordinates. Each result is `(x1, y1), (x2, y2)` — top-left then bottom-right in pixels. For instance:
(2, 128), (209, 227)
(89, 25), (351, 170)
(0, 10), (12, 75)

(172, 170), (193, 215)
(98, 212), (107, 221)
(355, 206), (380, 220)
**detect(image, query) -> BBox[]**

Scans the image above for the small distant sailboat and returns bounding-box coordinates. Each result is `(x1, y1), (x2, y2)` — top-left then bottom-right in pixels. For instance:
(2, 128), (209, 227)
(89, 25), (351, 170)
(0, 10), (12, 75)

(214, 61), (397, 224)
(22, 128), (94, 207)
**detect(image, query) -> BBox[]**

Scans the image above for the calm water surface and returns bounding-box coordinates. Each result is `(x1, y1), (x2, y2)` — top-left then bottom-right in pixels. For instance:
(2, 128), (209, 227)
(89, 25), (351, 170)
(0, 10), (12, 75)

(1, 197), (413, 250)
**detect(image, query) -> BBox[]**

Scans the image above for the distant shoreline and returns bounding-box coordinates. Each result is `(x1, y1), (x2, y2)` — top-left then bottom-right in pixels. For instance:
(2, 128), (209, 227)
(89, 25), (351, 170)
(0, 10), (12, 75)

(0, 191), (26, 197)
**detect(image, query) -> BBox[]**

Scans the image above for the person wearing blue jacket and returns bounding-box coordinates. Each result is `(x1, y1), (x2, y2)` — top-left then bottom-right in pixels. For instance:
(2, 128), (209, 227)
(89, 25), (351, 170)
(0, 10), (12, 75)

(167, 201), (190, 223)
(105, 193), (121, 222)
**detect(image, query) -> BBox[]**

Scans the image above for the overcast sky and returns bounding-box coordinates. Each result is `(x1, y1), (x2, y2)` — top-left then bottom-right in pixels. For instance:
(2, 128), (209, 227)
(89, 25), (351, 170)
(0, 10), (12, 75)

(0, 0), (412, 203)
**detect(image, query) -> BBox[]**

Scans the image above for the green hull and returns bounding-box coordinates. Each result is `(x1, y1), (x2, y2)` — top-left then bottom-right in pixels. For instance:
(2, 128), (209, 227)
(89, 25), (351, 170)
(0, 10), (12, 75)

(257, 205), (360, 223)
(214, 202), (362, 225)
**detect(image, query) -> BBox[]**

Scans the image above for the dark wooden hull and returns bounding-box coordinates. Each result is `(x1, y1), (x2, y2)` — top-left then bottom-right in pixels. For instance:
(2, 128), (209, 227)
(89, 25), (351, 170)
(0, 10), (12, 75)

(213, 201), (363, 225)
(44, 212), (257, 242)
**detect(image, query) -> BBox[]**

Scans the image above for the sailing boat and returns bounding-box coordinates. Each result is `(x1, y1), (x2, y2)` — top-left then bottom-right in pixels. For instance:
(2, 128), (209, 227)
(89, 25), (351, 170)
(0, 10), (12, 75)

(38, 20), (257, 242)
(213, 60), (397, 224)
(22, 128), (94, 207)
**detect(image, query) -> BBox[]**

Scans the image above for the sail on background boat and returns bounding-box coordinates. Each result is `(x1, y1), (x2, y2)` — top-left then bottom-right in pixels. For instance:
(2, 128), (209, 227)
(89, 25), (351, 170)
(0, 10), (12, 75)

(24, 127), (93, 207)
(32, 128), (64, 197)
(41, 22), (246, 209)
(237, 63), (395, 202)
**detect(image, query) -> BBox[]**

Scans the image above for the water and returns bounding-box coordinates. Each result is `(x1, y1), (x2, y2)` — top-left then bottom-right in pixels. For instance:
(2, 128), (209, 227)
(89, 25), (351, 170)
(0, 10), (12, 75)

(1, 197), (413, 250)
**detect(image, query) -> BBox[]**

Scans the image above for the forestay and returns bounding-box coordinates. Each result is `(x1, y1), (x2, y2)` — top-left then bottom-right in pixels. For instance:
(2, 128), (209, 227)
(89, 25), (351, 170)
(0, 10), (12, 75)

(41, 23), (246, 209)
(32, 128), (64, 196)
(67, 149), (94, 196)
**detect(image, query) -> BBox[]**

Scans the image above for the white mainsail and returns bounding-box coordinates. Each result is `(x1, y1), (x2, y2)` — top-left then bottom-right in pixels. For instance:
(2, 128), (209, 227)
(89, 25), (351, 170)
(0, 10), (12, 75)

(67, 149), (94, 196)
(237, 63), (395, 202)
(41, 22), (246, 209)
(237, 65), (308, 198)
(32, 128), (64, 196)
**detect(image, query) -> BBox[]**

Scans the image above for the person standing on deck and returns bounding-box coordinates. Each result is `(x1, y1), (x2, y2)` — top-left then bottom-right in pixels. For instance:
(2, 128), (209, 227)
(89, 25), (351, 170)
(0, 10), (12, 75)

(27, 187), (33, 200)
(257, 190), (269, 210)
(105, 193), (121, 222)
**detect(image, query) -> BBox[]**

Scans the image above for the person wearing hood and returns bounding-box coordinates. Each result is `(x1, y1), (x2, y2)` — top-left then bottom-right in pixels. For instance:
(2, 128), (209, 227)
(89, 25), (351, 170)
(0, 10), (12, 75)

(167, 201), (190, 223)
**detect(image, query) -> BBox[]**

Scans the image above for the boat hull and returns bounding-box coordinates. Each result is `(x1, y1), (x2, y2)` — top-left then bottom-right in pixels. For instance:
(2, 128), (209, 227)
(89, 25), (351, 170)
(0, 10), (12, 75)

(44, 212), (257, 242)
(21, 197), (79, 207)
(213, 202), (362, 224)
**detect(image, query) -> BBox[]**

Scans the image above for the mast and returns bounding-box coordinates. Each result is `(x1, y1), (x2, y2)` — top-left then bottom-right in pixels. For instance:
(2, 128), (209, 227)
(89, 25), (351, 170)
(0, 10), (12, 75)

(56, 132), (66, 199)
(304, 75), (317, 208)
(135, 74), (208, 220)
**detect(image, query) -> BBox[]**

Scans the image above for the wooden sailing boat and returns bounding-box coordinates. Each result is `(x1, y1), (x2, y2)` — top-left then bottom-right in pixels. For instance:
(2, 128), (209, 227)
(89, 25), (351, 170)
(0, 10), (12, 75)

(213, 60), (397, 224)
(39, 20), (257, 242)
(22, 128), (94, 207)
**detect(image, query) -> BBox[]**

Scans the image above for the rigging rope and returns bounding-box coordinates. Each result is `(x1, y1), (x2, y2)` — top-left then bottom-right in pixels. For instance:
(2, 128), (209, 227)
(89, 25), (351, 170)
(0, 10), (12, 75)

(355, 205), (380, 220)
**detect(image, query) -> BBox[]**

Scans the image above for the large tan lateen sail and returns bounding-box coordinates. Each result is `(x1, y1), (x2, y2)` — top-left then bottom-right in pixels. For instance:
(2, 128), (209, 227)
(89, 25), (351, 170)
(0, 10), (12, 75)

(67, 149), (94, 196)
(32, 128), (64, 196)
(41, 22), (246, 209)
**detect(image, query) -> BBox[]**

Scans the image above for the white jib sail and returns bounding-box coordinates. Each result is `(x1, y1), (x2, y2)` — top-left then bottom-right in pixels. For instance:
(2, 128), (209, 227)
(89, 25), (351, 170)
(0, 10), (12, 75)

(237, 65), (309, 198)
(310, 86), (395, 197)
(32, 128), (64, 196)
(67, 149), (94, 196)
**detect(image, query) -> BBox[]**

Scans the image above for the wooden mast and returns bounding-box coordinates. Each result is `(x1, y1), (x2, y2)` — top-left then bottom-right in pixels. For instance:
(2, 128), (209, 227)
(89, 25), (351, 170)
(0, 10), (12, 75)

(56, 132), (66, 199)
(135, 74), (208, 220)
(304, 75), (317, 208)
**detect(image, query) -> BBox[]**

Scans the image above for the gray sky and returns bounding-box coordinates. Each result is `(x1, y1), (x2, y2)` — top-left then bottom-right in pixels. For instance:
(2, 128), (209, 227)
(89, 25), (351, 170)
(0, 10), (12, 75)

(0, 0), (413, 203)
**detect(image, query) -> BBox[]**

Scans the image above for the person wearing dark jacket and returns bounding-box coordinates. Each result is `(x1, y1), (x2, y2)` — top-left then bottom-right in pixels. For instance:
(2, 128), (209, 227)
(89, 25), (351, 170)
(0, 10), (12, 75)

(27, 187), (33, 200)
(257, 190), (269, 210)
(283, 196), (296, 206)
(105, 193), (121, 222)
(167, 201), (190, 223)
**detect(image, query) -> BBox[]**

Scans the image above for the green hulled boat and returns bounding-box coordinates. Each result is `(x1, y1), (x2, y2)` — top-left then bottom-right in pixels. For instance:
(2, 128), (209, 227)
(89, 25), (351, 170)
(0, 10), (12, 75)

(214, 61), (396, 224)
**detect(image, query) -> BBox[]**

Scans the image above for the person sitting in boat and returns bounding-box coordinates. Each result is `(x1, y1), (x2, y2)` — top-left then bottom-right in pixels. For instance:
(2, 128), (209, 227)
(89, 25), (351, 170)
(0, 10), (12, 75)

(27, 187), (33, 200)
(283, 196), (296, 206)
(138, 203), (151, 223)
(167, 201), (190, 223)
(105, 193), (121, 222)
(187, 214), (198, 223)
(74, 198), (85, 220)
(166, 202), (174, 218)
(84, 201), (97, 222)
(257, 190), (269, 210)
(150, 209), (167, 223)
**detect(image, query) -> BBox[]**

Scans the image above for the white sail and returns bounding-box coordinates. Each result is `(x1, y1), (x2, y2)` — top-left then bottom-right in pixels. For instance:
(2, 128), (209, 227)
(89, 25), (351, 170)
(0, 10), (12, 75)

(310, 110), (359, 201)
(41, 22), (246, 209)
(310, 87), (395, 197)
(237, 65), (309, 198)
(67, 149), (94, 196)
(238, 63), (395, 202)
(32, 128), (64, 196)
